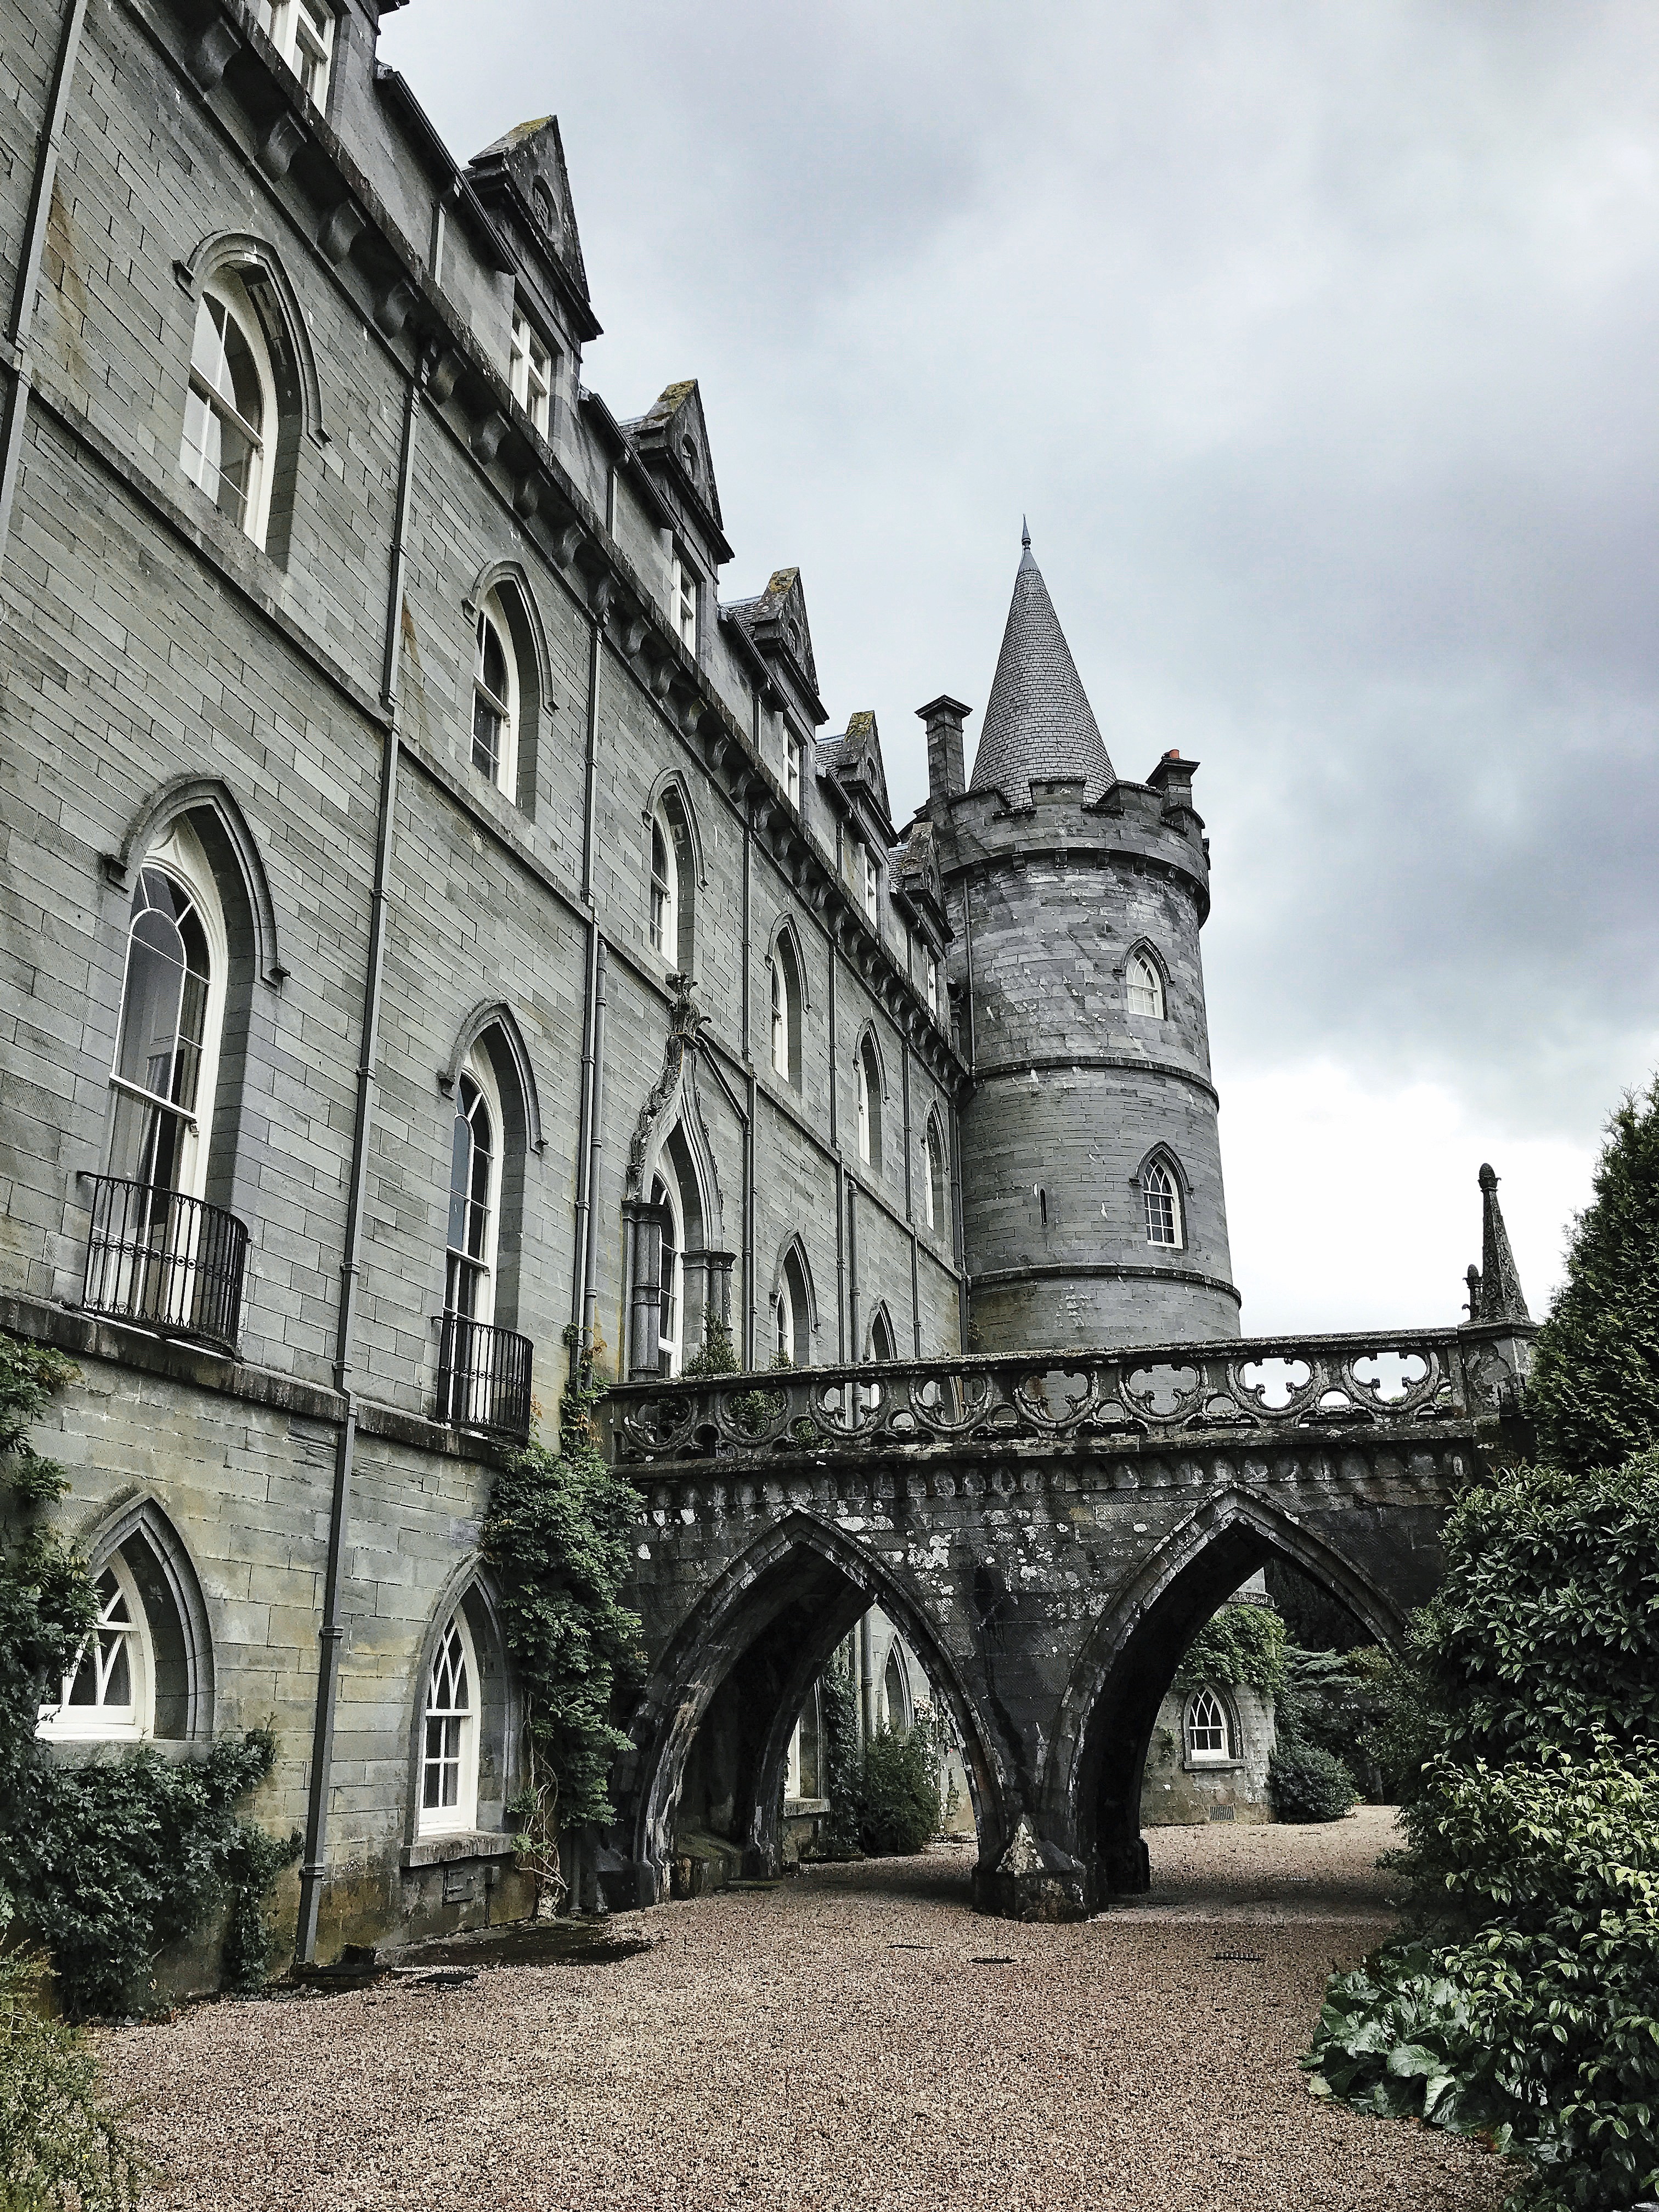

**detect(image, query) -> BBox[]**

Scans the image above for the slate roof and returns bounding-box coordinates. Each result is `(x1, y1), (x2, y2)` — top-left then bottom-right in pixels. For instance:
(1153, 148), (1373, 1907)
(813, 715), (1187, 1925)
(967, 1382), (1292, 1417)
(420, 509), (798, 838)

(969, 527), (1114, 808)
(817, 709), (892, 833)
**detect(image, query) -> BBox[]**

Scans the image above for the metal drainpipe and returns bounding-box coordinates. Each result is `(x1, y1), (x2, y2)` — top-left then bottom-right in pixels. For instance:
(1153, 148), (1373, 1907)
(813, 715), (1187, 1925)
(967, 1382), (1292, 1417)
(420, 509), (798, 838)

(847, 1177), (860, 1367)
(950, 1094), (969, 1348)
(859, 1611), (874, 1745)
(696, 1040), (752, 1364)
(568, 608), (605, 1376)
(295, 353), (426, 1967)
(741, 801), (755, 1367)
(0, 0), (89, 573)
(902, 1036), (921, 1354)
(580, 941), (608, 1356)
(828, 937), (844, 1359)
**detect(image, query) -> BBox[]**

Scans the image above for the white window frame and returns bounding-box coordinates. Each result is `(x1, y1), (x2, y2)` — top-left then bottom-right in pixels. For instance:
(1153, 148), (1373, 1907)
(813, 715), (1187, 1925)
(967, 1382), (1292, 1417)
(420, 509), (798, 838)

(775, 1282), (795, 1365)
(418, 1609), (481, 1837)
(1143, 1158), (1183, 1249)
(1127, 949), (1165, 1020)
(258, 0), (334, 109)
(1185, 1688), (1232, 1765)
(770, 958), (789, 1081)
(670, 551), (698, 653)
(651, 1170), (685, 1375)
(180, 273), (279, 550)
(509, 308), (552, 438)
(861, 845), (879, 923)
(925, 950), (939, 1019)
(106, 823), (229, 1209)
(856, 1049), (873, 1166)
(649, 805), (679, 961)
(38, 1553), (153, 1743)
(444, 1048), (505, 1333)
(785, 732), (803, 812)
(471, 591), (520, 799)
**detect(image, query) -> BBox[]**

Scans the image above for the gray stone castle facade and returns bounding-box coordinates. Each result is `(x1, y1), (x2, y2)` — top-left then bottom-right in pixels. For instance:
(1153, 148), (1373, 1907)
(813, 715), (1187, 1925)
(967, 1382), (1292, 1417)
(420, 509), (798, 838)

(0, 0), (1233, 1970)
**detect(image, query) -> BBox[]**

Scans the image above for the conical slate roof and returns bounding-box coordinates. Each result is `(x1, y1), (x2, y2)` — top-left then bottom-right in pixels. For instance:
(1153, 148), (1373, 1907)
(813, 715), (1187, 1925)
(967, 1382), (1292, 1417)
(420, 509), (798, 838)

(969, 527), (1114, 808)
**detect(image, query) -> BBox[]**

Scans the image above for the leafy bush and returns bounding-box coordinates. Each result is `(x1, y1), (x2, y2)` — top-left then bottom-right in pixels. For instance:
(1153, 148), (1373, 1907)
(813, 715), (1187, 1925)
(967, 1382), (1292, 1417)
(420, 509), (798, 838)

(1527, 1073), (1659, 1475)
(481, 1368), (644, 1903)
(1174, 1601), (1287, 1699)
(811, 1657), (863, 1860)
(1276, 1644), (1399, 1801)
(1307, 1741), (1659, 2210)
(855, 1725), (940, 1857)
(1270, 1739), (1356, 1824)
(0, 1951), (146, 2211)
(1, 1331), (296, 2016)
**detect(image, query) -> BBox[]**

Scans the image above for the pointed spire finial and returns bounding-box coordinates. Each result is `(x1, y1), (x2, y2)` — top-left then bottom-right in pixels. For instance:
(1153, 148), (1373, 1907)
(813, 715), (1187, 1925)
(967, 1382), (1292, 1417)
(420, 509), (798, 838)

(1475, 1163), (1531, 1325)
(1021, 515), (1030, 550)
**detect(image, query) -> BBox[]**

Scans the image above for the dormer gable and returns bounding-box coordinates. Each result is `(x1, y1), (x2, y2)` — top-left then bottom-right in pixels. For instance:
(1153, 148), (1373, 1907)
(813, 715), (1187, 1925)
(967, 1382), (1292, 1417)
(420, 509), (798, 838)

(819, 710), (895, 839)
(893, 808), (950, 943)
(725, 567), (825, 725)
(467, 116), (601, 347)
(623, 381), (729, 565)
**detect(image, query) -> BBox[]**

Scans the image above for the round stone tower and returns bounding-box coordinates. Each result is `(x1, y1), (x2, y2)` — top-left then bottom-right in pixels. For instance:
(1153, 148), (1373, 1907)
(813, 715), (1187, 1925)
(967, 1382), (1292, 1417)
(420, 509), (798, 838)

(922, 530), (1239, 1351)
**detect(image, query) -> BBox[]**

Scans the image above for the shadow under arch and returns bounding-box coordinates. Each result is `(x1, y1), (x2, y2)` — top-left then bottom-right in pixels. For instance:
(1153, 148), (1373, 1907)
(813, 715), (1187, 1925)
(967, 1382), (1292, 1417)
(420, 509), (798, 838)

(1042, 1487), (1408, 1898)
(620, 1510), (1009, 1902)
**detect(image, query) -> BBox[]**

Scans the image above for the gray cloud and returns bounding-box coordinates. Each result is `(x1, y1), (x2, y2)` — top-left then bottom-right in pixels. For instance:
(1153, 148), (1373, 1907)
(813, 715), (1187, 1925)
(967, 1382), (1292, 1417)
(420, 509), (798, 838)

(382, 0), (1659, 1303)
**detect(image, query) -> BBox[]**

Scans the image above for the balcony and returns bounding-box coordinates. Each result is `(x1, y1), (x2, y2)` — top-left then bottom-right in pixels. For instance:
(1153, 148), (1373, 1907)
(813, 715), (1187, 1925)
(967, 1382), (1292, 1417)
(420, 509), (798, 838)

(81, 1176), (249, 1353)
(436, 1312), (533, 1441)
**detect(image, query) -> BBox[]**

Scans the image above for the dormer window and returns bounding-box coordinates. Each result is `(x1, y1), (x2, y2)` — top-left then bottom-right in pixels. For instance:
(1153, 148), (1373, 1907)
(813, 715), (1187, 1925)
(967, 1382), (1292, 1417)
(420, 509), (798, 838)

(925, 951), (939, 1019)
(861, 846), (879, 923)
(670, 552), (697, 652)
(785, 732), (803, 812)
(680, 435), (699, 482)
(509, 309), (551, 438)
(258, 0), (333, 108)
(532, 179), (556, 237)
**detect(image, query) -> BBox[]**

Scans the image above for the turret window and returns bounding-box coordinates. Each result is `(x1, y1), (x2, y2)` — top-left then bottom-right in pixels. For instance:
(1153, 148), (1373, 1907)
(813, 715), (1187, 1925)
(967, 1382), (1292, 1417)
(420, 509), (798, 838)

(1127, 950), (1165, 1020)
(1143, 1158), (1183, 1249)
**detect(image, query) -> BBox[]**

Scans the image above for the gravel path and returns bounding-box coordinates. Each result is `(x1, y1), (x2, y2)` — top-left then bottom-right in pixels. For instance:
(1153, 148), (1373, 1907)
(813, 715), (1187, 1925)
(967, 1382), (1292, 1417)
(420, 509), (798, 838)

(101, 1808), (1512, 2212)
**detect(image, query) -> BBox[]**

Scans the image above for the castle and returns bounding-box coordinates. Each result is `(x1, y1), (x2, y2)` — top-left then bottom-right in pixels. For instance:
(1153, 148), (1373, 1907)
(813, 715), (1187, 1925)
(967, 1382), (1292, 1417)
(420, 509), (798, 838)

(0, 0), (1250, 1972)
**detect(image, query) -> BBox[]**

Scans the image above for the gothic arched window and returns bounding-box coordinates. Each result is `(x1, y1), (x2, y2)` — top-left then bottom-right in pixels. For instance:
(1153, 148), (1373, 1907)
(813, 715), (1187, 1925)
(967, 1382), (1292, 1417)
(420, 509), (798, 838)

(770, 929), (804, 1088)
(106, 839), (227, 1205)
(775, 1240), (812, 1367)
(444, 1057), (502, 1331)
(648, 791), (696, 969)
(180, 275), (278, 545)
(1185, 1688), (1231, 1763)
(471, 591), (521, 797)
(651, 1169), (684, 1375)
(922, 1114), (947, 1233)
(855, 1036), (883, 1172)
(1127, 948), (1165, 1020)
(419, 1610), (479, 1836)
(38, 1558), (150, 1742)
(1142, 1158), (1183, 1249)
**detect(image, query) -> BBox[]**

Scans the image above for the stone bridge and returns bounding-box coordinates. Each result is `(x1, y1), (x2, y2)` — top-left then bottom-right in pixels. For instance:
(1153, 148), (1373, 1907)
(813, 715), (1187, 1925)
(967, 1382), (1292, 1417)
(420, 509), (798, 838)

(599, 1322), (1533, 1919)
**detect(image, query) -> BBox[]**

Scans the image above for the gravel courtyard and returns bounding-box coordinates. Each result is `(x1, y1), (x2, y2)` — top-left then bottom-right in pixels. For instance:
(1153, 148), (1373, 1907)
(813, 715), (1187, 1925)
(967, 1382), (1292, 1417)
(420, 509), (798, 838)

(102, 1808), (1511, 2212)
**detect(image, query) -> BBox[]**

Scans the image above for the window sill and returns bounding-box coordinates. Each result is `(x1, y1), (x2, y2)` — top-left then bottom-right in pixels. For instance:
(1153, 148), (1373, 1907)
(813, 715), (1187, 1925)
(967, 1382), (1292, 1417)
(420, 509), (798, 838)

(403, 1830), (519, 1870)
(783, 1798), (829, 1817)
(1183, 1759), (1243, 1775)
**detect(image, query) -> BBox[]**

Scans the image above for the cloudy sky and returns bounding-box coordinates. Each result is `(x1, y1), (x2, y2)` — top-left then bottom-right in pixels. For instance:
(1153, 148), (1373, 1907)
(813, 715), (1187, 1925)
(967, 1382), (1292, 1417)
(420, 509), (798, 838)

(382, 1), (1659, 1336)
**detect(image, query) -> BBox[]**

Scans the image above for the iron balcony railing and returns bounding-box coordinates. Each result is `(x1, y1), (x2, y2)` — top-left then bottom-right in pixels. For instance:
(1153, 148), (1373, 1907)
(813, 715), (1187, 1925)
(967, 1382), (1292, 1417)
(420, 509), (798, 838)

(602, 1324), (1536, 1469)
(436, 1311), (533, 1440)
(82, 1176), (249, 1353)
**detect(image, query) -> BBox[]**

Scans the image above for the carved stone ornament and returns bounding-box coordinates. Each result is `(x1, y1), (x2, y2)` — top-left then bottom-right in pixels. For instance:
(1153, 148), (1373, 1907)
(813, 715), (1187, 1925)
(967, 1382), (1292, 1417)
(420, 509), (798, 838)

(625, 975), (725, 1230)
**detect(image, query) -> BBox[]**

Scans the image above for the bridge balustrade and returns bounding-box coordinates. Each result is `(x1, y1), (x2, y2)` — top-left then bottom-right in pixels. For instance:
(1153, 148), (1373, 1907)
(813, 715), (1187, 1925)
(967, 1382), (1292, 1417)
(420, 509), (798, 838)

(603, 1323), (1533, 1469)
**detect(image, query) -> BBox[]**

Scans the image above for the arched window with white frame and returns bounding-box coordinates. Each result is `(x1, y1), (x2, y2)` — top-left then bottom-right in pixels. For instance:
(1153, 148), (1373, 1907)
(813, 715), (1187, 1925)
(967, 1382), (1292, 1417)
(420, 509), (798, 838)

(922, 1113), (947, 1233)
(769, 928), (803, 1088)
(1126, 947), (1166, 1020)
(471, 591), (521, 798)
(882, 1642), (912, 1734)
(419, 1609), (480, 1836)
(651, 1169), (684, 1375)
(37, 1556), (152, 1743)
(1142, 1155), (1183, 1249)
(855, 1035), (883, 1173)
(774, 1238), (812, 1368)
(444, 1053), (504, 1332)
(1185, 1688), (1231, 1764)
(648, 791), (697, 971)
(180, 273), (278, 547)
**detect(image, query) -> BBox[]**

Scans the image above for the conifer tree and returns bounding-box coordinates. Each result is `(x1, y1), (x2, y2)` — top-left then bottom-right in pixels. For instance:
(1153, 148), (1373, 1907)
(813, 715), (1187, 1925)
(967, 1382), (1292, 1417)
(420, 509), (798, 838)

(1527, 1073), (1659, 1471)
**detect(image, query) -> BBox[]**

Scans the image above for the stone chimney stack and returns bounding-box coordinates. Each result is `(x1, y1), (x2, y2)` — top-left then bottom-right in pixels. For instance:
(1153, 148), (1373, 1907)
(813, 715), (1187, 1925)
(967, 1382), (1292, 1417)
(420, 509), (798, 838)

(918, 694), (970, 806)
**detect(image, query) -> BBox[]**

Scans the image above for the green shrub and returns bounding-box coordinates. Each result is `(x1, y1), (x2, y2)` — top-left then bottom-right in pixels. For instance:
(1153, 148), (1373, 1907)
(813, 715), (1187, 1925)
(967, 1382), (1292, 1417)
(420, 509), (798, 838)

(1527, 1074), (1659, 1475)
(812, 1657), (863, 1860)
(1269, 1739), (1356, 1823)
(855, 1725), (940, 1857)
(481, 1368), (644, 1898)
(1307, 1741), (1659, 2210)
(0, 1951), (146, 2211)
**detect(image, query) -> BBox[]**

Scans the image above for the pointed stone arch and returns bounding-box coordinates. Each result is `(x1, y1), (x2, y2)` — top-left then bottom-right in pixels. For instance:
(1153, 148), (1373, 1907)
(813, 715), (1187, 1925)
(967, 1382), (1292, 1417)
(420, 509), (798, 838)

(865, 1297), (899, 1364)
(851, 1018), (890, 1099)
(104, 775), (284, 987)
(770, 1232), (819, 1364)
(462, 559), (553, 701)
(644, 769), (709, 889)
(75, 1491), (216, 1741)
(438, 1001), (545, 1155)
(174, 230), (328, 447)
(1133, 1139), (1190, 1195)
(405, 1562), (520, 1846)
(618, 1510), (1011, 1900)
(1043, 1486), (1407, 1891)
(765, 913), (812, 1012)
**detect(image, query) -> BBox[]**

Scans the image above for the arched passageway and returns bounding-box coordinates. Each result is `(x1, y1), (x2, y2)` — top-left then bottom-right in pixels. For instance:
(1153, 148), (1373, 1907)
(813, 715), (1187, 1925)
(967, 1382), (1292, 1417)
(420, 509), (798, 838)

(1048, 1493), (1408, 1898)
(613, 1514), (1006, 1904)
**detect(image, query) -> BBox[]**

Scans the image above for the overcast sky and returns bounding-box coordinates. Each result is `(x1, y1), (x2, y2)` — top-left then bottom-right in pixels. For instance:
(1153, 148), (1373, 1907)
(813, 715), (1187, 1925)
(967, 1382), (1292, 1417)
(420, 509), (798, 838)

(382, 1), (1659, 1336)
